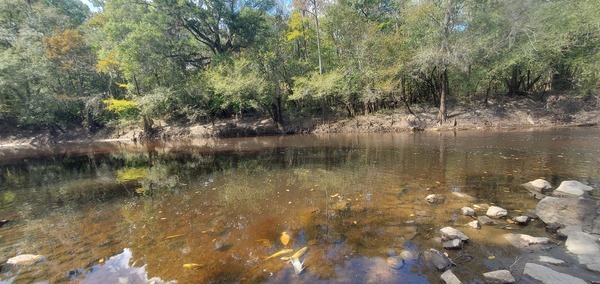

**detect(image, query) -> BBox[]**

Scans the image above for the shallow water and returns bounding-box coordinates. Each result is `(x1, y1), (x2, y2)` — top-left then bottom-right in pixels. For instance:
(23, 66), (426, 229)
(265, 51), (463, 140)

(0, 128), (599, 283)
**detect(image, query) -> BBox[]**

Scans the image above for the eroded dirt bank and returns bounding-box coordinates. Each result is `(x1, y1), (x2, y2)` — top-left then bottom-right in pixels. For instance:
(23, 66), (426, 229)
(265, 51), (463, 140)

(1, 95), (599, 146)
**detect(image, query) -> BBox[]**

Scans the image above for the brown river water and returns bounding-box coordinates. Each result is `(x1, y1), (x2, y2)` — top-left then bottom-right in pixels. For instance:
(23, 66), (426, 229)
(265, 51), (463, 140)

(0, 128), (599, 283)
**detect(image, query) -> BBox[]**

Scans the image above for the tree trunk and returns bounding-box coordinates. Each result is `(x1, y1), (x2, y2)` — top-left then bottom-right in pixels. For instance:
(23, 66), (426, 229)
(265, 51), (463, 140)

(438, 68), (449, 124)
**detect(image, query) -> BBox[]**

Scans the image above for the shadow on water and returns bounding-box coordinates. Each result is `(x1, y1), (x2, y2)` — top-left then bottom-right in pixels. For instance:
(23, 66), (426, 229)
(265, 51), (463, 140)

(0, 129), (599, 283)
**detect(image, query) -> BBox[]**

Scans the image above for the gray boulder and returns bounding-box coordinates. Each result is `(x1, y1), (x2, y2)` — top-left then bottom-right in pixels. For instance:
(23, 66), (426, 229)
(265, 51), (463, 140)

(593, 217), (600, 234)
(443, 239), (462, 250)
(535, 197), (598, 227)
(461, 207), (475, 216)
(424, 248), (453, 271)
(482, 270), (515, 283)
(440, 227), (469, 241)
(522, 179), (552, 199)
(514, 216), (529, 224)
(523, 263), (586, 284)
(553, 180), (593, 197)
(486, 206), (508, 218)
(528, 179), (552, 190)
(441, 270), (462, 284)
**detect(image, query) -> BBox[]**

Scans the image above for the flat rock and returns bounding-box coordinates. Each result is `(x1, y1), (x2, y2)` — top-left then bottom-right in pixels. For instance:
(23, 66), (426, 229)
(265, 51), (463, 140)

(553, 180), (593, 197)
(482, 270), (515, 283)
(460, 207), (475, 216)
(441, 269), (462, 284)
(503, 233), (550, 248)
(7, 254), (44, 266)
(443, 239), (462, 249)
(535, 197), (598, 227)
(440, 227), (469, 241)
(477, 216), (496, 225)
(451, 192), (475, 200)
(538, 256), (566, 265)
(424, 248), (453, 271)
(565, 230), (600, 272)
(523, 263), (586, 284)
(486, 206), (508, 218)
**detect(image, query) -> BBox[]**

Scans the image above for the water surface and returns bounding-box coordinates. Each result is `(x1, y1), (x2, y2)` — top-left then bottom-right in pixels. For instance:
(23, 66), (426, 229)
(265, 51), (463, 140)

(0, 128), (599, 283)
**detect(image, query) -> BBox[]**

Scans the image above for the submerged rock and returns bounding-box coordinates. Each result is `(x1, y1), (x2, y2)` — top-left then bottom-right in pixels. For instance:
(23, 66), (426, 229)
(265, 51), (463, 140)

(482, 270), (515, 284)
(386, 256), (404, 270)
(553, 180), (593, 197)
(565, 230), (600, 272)
(538, 256), (566, 265)
(443, 239), (462, 250)
(440, 227), (469, 241)
(503, 233), (550, 248)
(460, 207), (475, 216)
(7, 254), (44, 266)
(523, 263), (586, 284)
(441, 269), (462, 284)
(535, 197), (598, 227)
(451, 192), (475, 200)
(400, 250), (418, 261)
(486, 206), (508, 218)
(330, 200), (350, 211)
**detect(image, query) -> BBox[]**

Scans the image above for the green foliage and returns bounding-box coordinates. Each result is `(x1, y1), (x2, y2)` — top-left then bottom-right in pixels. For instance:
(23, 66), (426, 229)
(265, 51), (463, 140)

(1, 0), (599, 130)
(103, 99), (140, 120)
(207, 57), (269, 115)
(116, 167), (148, 183)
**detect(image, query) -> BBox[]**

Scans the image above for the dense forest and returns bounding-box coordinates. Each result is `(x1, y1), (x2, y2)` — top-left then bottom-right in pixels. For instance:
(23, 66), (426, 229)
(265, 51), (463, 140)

(0, 0), (598, 135)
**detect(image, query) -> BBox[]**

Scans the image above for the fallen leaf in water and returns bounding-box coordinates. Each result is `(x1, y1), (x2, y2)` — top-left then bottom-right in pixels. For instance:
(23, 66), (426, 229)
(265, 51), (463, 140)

(183, 263), (202, 269)
(488, 255), (496, 260)
(330, 193), (339, 198)
(166, 234), (184, 239)
(280, 232), (291, 246)
(98, 258), (104, 263)
(514, 209), (523, 213)
(135, 187), (145, 194)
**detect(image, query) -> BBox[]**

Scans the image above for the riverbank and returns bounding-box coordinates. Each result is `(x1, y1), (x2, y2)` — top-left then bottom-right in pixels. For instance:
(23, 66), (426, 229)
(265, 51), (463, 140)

(1, 94), (599, 147)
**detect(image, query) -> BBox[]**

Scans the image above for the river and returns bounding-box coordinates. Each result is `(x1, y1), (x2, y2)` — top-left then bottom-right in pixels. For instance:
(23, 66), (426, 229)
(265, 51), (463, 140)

(0, 128), (599, 283)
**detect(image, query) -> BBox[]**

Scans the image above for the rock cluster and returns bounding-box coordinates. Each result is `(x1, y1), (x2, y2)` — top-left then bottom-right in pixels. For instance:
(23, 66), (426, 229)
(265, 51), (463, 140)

(431, 178), (600, 284)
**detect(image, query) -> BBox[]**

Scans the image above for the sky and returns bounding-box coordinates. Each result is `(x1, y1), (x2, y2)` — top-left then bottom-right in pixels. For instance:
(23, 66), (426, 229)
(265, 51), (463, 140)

(80, 0), (101, 12)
